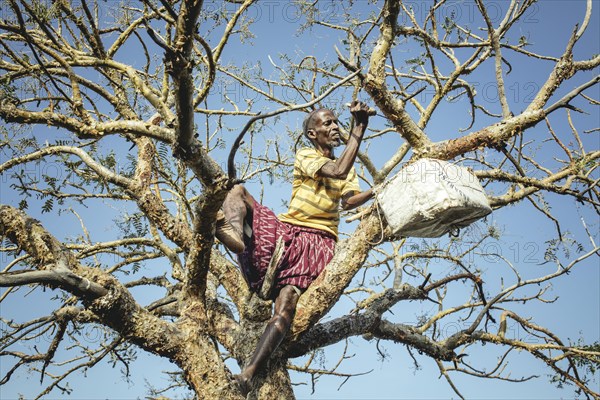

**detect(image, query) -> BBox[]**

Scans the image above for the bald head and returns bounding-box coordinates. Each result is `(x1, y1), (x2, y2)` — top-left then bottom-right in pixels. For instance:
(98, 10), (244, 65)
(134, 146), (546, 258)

(303, 108), (332, 141)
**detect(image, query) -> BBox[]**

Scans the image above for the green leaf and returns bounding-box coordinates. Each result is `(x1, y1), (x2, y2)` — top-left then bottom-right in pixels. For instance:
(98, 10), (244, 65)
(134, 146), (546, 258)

(41, 198), (54, 213)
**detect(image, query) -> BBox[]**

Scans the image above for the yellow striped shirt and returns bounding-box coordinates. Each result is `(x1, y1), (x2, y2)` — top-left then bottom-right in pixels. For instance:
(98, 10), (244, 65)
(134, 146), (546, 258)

(278, 147), (360, 238)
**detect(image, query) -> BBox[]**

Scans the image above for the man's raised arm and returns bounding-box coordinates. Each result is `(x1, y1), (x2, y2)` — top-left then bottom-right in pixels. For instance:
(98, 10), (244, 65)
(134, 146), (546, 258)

(317, 101), (371, 179)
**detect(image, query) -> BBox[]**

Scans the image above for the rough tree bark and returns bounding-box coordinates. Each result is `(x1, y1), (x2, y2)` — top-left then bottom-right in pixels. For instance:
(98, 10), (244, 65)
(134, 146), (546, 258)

(0, 1), (598, 399)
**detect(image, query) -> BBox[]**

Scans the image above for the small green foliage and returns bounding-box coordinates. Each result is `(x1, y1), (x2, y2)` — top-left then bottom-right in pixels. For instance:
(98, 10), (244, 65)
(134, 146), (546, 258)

(518, 36), (530, 46)
(406, 56), (425, 67)
(0, 80), (18, 104)
(442, 16), (456, 34)
(487, 225), (501, 240)
(41, 198), (54, 213)
(18, 199), (28, 210)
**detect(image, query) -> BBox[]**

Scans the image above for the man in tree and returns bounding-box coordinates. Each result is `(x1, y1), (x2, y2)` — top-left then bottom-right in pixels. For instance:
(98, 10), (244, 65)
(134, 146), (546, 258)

(216, 101), (375, 394)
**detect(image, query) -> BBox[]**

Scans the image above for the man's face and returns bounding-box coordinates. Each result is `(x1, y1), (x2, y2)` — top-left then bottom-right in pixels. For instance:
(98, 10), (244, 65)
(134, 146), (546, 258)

(307, 109), (341, 152)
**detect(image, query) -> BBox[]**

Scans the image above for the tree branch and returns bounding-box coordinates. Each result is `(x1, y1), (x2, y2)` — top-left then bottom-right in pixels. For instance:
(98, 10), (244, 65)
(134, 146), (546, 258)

(362, 0), (433, 152)
(0, 269), (107, 298)
(228, 70), (361, 179)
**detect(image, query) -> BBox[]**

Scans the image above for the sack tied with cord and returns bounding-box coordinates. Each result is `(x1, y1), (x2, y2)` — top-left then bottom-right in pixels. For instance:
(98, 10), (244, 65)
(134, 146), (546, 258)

(376, 158), (492, 238)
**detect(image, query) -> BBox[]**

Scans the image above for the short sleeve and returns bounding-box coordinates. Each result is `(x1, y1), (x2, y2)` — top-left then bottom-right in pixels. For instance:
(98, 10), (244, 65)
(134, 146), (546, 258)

(296, 148), (331, 179)
(342, 167), (360, 196)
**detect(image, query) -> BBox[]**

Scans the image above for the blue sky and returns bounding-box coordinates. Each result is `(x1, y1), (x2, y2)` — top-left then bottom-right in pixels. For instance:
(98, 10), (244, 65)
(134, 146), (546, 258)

(0, 1), (599, 399)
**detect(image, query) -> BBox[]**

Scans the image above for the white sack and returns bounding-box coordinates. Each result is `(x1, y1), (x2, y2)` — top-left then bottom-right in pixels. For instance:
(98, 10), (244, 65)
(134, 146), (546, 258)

(376, 159), (492, 238)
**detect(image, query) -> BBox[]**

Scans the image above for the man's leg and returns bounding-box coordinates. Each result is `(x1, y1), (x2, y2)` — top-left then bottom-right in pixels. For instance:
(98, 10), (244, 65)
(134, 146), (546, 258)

(235, 285), (300, 395)
(216, 185), (254, 254)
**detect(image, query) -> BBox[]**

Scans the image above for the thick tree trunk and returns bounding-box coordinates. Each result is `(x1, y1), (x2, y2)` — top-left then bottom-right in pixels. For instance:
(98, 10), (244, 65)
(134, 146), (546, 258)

(253, 360), (295, 399)
(176, 333), (243, 399)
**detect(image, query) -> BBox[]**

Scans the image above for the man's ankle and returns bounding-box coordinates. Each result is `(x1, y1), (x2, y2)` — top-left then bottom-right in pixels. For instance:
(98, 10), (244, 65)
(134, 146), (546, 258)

(234, 373), (252, 396)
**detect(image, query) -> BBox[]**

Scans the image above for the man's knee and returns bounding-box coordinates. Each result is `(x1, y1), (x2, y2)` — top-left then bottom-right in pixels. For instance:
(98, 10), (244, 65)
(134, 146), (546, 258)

(275, 285), (300, 316)
(280, 285), (300, 300)
(229, 184), (246, 197)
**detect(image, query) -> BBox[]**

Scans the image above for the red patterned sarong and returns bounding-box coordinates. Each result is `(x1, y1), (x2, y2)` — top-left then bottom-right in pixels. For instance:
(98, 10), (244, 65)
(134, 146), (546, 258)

(238, 201), (335, 297)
